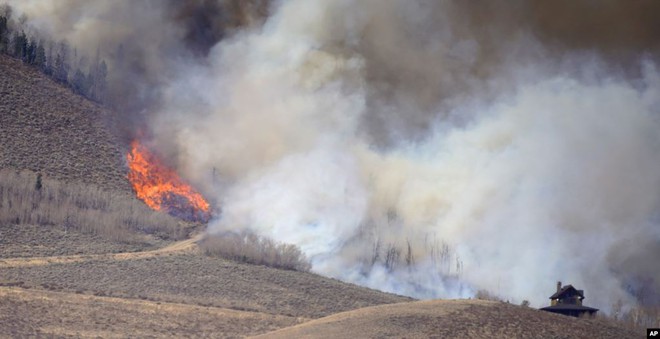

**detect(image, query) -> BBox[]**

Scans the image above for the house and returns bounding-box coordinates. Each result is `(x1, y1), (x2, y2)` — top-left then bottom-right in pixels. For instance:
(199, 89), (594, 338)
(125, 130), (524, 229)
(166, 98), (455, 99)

(539, 281), (599, 317)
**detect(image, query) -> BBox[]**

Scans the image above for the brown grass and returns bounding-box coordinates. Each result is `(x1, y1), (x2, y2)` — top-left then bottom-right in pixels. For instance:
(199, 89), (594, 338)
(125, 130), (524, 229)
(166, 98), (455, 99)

(0, 223), (166, 258)
(0, 233), (201, 269)
(253, 299), (641, 339)
(0, 54), (130, 192)
(598, 301), (660, 334)
(0, 253), (412, 319)
(0, 168), (188, 242)
(199, 231), (312, 272)
(0, 286), (302, 338)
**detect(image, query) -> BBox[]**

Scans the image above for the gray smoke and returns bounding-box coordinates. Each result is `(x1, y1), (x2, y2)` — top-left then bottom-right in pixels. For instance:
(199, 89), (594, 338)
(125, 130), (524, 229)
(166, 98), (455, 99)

(9, 0), (660, 311)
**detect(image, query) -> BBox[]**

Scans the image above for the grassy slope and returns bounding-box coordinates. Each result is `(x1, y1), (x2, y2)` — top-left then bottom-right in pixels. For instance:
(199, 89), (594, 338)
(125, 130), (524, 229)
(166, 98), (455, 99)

(0, 55), (129, 192)
(0, 253), (412, 319)
(0, 223), (167, 258)
(0, 286), (301, 338)
(254, 300), (639, 339)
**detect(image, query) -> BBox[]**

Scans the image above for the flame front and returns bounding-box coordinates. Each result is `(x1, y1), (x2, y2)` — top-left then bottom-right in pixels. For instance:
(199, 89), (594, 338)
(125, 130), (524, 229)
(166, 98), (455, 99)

(127, 140), (210, 219)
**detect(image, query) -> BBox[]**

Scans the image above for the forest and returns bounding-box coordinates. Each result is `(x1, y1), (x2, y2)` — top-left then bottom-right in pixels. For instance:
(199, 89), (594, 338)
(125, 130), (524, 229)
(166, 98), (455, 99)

(0, 4), (108, 103)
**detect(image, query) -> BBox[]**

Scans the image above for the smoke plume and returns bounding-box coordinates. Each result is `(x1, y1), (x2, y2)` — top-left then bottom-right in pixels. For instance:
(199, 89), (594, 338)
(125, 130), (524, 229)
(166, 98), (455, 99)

(9, 0), (660, 311)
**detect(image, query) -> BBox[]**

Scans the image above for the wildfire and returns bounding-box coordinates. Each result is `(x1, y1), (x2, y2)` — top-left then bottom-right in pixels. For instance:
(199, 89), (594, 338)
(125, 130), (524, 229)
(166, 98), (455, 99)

(126, 140), (210, 221)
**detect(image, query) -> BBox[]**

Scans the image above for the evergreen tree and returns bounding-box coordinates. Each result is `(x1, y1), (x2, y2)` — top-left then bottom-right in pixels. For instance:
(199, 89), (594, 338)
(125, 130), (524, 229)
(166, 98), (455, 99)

(44, 40), (54, 76)
(84, 72), (94, 98)
(97, 60), (108, 102)
(72, 69), (88, 95)
(0, 4), (11, 53)
(0, 16), (7, 53)
(35, 173), (42, 191)
(35, 41), (46, 70)
(54, 41), (70, 84)
(12, 31), (25, 58)
(25, 38), (35, 64)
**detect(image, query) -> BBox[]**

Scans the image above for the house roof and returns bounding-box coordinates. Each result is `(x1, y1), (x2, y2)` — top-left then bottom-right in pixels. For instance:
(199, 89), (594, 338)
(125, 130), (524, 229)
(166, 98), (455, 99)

(540, 304), (599, 312)
(549, 285), (585, 299)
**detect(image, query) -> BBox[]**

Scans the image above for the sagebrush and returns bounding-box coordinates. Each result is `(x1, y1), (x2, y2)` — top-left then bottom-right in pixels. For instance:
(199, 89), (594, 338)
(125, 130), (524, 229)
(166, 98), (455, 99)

(0, 169), (185, 242)
(598, 301), (660, 334)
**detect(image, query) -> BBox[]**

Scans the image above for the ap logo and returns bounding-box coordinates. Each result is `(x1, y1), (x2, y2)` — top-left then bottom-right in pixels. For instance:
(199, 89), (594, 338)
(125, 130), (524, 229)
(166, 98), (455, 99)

(649, 329), (660, 337)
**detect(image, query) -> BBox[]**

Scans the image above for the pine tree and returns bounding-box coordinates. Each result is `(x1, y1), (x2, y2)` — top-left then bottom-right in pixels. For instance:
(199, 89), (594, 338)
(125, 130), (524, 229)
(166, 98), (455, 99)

(72, 69), (88, 95)
(0, 4), (11, 53)
(12, 31), (25, 58)
(35, 41), (46, 70)
(54, 41), (70, 84)
(44, 41), (54, 76)
(19, 33), (27, 61)
(25, 38), (36, 64)
(97, 60), (108, 102)
(35, 173), (42, 191)
(0, 16), (7, 53)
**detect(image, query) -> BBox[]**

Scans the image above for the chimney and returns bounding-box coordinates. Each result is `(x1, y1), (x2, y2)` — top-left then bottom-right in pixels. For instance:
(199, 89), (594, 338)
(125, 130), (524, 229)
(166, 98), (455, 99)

(557, 281), (562, 293)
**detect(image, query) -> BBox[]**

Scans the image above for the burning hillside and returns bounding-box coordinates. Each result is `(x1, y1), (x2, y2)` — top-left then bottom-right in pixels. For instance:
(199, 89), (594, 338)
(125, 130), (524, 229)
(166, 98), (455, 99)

(8, 0), (660, 315)
(126, 140), (210, 222)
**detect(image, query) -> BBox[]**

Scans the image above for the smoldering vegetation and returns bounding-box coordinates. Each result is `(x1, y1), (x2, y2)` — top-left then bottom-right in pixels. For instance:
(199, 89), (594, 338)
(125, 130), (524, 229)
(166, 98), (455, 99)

(0, 169), (186, 242)
(4, 0), (660, 314)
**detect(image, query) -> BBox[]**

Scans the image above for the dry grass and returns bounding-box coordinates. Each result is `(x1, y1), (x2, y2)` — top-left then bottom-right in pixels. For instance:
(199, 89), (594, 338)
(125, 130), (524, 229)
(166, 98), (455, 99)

(598, 302), (660, 335)
(0, 233), (201, 269)
(199, 232), (311, 272)
(0, 55), (130, 192)
(254, 299), (641, 339)
(0, 286), (302, 338)
(0, 223), (166, 258)
(0, 253), (412, 319)
(474, 289), (506, 302)
(0, 168), (188, 242)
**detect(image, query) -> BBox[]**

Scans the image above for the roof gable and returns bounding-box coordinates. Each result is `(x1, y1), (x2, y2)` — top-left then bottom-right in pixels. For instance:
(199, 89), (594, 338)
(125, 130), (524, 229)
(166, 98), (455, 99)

(549, 285), (585, 299)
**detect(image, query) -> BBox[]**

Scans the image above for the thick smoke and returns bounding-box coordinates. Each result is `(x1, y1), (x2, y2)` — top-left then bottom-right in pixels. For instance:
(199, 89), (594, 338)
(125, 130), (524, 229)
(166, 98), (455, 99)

(10, 0), (660, 311)
(7, 0), (268, 126)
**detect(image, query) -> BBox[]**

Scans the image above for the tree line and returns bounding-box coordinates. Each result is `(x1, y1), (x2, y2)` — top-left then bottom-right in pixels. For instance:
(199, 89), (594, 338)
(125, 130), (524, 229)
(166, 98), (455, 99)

(0, 4), (108, 103)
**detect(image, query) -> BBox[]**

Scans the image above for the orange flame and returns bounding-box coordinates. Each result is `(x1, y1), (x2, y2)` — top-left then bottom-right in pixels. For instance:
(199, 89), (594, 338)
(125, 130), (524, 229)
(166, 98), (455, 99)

(127, 140), (209, 219)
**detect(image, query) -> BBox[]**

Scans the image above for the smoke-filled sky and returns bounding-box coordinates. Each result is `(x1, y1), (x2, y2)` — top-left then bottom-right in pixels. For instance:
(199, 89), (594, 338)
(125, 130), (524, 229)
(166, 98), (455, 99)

(9, 0), (660, 311)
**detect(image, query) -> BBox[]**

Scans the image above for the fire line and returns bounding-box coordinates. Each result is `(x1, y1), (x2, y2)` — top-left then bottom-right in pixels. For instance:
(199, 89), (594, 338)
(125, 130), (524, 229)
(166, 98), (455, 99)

(126, 140), (210, 220)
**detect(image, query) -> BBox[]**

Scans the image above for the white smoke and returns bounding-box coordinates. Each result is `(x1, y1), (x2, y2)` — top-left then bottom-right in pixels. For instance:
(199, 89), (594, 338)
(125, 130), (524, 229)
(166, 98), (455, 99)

(148, 0), (660, 310)
(8, 0), (660, 311)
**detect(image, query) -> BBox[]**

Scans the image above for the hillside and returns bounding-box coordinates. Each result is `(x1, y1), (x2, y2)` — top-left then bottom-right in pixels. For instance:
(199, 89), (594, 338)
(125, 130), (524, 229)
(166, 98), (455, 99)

(0, 55), (129, 192)
(254, 300), (639, 339)
(0, 51), (642, 338)
(0, 52), (413, 336)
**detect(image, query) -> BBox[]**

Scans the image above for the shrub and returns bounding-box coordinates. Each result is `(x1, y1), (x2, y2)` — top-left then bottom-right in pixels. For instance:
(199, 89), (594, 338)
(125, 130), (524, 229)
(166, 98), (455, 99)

(597, 301), (660, 334)
(199, 231), (311, 272)
(475, 289), (505, 302)
(0, 168), (185, 242)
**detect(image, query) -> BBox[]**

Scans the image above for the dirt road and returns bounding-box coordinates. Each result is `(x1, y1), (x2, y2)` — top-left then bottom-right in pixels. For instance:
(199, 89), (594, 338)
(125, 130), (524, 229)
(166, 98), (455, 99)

(0, 233), (204, 268)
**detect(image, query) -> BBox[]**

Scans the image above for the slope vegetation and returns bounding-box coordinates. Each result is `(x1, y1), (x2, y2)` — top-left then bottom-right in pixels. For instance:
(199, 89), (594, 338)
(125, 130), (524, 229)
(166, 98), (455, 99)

(0, 55), (129, 192)
(255, 299), (639, 339)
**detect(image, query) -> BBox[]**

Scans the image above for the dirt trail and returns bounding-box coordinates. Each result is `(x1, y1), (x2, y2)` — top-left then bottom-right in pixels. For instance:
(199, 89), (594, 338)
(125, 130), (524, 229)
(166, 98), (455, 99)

(0, 286), (303, 338)
(0, 233), (205, 268)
